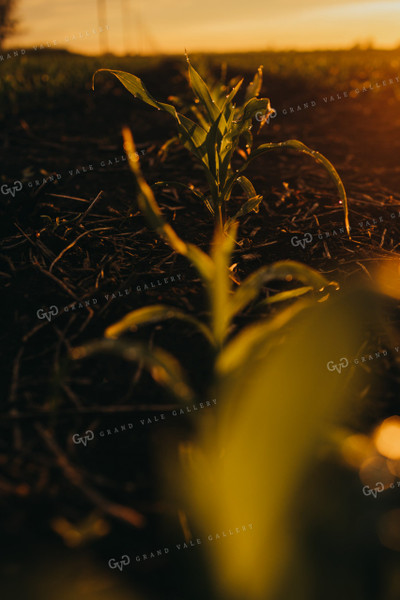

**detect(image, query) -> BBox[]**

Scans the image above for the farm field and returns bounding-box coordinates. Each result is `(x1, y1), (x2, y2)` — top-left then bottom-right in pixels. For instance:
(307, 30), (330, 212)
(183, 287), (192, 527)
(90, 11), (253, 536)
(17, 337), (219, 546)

(1, 48), (400, 600)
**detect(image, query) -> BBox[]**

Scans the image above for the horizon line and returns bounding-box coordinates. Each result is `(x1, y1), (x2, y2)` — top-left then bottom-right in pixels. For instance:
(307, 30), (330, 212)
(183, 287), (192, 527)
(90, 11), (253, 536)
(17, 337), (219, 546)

(2, 44), (400, 57)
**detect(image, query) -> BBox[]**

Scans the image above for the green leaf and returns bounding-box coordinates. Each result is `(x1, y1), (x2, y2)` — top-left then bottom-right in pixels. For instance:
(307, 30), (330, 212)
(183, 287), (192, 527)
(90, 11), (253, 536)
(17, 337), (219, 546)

(190, 104), (209, 131)
(105, 304), (215, 346)
(225, 196), (263, 229)
(94, 69), (209, 168)
(258, 286), (313, 305)
(219, 97), (271, 189)
(71, 339), (195, 402)
(223, 175), (262, 226)
(242, 97), (271, 122)
(93, 68), (161, 110)
(245, 140), (350, 234)
(219, 142), (236, 193)
(177, 112), (209, 167)
(152, 180), (212, 209)
(205, 109), (224, 181)
(228, 260), (336, 322)
(241, 129), (254, 153)
(216, 299), (310, 377)
(236, 175), (258, 200)
(223, 99), (238, 133)
(210, 74), (242, 106)
(209, 222), (238, 346)
(244, 66), (263, 102)
(187, 59), (242, 156)
(187, 57), (221, 124)
(225, 77), (244, 103)
(221, 77), (244, 121)
(158, 136), (180, 160)
(123, 129), (214, 284)
(185, 243), (215, 284)
(203, 196), (215, 216)
(194, 291), (368, 600)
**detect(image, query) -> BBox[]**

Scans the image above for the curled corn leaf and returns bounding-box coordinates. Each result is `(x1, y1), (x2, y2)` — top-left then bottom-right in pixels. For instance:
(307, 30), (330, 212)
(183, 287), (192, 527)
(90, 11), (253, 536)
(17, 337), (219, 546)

(105, 304), (215, 346)
(71, 339), (195, 403)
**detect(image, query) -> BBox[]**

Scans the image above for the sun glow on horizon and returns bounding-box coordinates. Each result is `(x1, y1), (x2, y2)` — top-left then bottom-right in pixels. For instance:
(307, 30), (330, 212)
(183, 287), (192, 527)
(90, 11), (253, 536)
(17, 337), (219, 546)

(5, 0), (400, 55)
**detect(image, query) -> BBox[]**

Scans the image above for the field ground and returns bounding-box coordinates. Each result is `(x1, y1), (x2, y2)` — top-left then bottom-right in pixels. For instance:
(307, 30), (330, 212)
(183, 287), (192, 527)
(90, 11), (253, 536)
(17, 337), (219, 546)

(1, 49), (400, 599)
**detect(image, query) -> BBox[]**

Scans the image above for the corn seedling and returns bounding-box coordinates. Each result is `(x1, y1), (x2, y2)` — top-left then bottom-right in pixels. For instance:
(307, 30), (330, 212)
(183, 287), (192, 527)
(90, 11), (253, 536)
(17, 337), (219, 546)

(71, 134), (375, 600)
(72, 130), (341, 401)
(93, 56), (350, 233)
(177, 284), (369, 600)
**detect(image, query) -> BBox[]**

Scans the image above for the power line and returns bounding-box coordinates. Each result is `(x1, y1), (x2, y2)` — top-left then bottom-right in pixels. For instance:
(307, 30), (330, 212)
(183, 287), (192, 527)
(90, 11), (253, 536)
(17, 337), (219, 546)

(120, 0), (131, 55)
(97, 0), (109, 54)
(131, 0), (161, 55)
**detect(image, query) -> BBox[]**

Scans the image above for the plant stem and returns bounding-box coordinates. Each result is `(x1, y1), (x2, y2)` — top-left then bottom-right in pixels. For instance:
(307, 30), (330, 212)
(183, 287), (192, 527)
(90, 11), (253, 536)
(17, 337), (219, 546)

(217, 204), (224, 232)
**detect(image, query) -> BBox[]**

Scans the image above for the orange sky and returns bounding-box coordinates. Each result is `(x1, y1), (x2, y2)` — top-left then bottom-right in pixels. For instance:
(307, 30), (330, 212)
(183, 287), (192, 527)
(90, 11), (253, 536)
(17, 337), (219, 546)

(6, 0), (400, 54)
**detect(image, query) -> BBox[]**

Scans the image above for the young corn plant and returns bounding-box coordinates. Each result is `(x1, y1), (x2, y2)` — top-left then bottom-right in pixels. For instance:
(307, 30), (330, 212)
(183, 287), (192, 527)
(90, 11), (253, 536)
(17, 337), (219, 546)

(163, 60), (246, 153)
(176, 276), (370, 600)
(72, 129), (341, 401)
(92, 56), (350, 233)
(71, 135), (371, 598)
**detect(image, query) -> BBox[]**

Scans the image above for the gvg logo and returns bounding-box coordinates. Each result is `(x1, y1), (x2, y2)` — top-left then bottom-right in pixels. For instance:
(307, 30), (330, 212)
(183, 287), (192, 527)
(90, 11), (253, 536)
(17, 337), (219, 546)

(1, 181), (23, 198)
(327, 357), (349, 374)
(108, 555), (130, 571)
(72, 430), (94, 447)
(291, 233), (313, 249)
(362, 482), (384, 498)
(36, 305), (59, 322)
(255, 108), (277, 124)
(363, 480), (400, 497)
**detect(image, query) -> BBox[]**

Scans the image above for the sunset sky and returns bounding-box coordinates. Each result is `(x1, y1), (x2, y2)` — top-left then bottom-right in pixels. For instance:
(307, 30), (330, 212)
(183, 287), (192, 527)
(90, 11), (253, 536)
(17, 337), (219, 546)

(6, 0), (400, 55)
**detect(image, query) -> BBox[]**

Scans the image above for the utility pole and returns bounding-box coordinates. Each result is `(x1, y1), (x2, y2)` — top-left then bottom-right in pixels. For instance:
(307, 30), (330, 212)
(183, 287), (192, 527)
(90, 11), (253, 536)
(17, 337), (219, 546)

(132, 0), (144, 55)
(97, 0), (109, 54)
(120, 0), (131, 55)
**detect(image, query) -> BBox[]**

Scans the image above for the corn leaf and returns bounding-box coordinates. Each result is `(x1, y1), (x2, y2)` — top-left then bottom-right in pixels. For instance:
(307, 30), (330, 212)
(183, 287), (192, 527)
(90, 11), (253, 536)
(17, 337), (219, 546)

(216, 299), (310, 377)
(227, 98), (271, 148)
(219, 98), (270, 186)
(94, 69), (209, 167)
(93, 69), (161, 110)
(210, 222), (238, 346)
(228, 260), (336, 321)
(152, 180), (212, 210)
(123, 128), (214, 284)
(224, 196), (263, 229)
(188, 291), (368, 599)
(244, 66), (263, 103)
(105, 304), (215, 346)
(219, 143), (236, 193)
(177, 112), (209, 166)
(242, 97), (271, 122)
(241, 129), (254, 153)
(190, 104), (210, 131)
(158, 136), (180, 160)
(71, 339), (195, 403)
(258, 285), (313, 305)
(187, 57), (221, 125)
(221, 77), (244, 123)
(224, 172), (264, 225)
(239, 140), (350, 234)
(204, 196), (215, 216)
(236, 175), (258, 200)
(205, 110), (224, 181)
(224, 77), (244, 105)
(210, 74), (241, 106)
